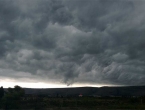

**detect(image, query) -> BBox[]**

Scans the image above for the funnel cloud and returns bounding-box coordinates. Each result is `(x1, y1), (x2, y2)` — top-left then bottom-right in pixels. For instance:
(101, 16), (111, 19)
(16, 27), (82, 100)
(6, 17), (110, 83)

(0, 0), (145, 86)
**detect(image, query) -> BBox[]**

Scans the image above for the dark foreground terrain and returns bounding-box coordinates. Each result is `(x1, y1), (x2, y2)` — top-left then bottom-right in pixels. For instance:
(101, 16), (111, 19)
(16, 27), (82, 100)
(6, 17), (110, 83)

(1, 86), (145, 109)
(1, 96), (145, 109)
(24, 86), (145, 97)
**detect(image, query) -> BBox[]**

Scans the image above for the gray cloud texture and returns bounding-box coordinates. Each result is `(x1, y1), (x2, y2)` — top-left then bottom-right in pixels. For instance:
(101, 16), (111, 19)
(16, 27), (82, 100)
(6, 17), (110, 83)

(0, 0), (145, 86)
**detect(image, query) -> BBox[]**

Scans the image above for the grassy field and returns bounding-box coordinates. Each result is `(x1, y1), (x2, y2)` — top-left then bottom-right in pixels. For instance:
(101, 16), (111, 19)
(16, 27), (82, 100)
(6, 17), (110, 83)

(19, 97), (145, 109)
(1, 97), (145, 109)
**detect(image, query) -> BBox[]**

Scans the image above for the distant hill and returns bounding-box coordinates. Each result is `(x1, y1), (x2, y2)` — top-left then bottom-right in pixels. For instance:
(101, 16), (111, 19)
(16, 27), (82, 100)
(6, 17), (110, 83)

(23, 86), (145, 97)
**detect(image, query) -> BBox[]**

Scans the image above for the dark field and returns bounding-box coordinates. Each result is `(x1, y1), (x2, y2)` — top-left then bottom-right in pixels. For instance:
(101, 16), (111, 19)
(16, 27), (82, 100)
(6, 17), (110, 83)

(1, 86), (145, 109)
(1, 96), (145, 109)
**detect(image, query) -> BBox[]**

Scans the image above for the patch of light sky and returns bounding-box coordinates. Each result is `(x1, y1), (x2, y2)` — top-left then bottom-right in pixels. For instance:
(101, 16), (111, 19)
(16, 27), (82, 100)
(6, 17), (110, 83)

(0, 77), (115, 88)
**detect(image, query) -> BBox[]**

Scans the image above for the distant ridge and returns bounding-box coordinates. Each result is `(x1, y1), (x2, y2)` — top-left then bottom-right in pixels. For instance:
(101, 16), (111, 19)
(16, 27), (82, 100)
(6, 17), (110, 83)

(24, 86), (145, 97)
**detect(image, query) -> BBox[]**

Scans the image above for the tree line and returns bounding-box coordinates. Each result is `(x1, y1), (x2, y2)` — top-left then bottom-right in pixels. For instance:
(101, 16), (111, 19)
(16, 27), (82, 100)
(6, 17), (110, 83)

(0, 85), (25, 109)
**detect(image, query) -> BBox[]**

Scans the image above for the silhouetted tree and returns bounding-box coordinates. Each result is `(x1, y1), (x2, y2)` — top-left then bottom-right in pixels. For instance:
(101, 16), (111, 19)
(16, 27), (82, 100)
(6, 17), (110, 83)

(0, 86), (4, 99)
(4, 85), (25, 101)
(2, 85), (25, 109)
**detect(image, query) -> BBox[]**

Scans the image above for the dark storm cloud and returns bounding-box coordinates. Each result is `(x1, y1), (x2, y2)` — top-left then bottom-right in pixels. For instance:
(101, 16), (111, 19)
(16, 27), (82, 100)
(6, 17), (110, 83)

(0, 0), (145, 86)
(63, 0), (134, 31)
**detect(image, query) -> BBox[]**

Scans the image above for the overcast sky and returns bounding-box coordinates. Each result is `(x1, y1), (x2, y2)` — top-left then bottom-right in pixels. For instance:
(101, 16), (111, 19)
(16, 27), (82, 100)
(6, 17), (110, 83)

(1, 0), (145, 88)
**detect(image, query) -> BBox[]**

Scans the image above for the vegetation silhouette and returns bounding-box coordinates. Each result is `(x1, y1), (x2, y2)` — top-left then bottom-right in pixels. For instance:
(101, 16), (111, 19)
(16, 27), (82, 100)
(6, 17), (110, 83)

(0, 85), (145, 109)
(0, 86), (4, 99)
(0, 85), (25, 109)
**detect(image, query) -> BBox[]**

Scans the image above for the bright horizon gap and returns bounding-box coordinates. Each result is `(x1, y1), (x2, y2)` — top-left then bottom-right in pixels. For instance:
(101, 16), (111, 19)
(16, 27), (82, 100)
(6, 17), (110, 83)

(0, 81), (117, 88)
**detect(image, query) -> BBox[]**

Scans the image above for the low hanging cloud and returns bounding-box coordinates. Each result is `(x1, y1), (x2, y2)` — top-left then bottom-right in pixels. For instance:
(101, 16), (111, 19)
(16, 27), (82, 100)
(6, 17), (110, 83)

(0, 0), (145, 86)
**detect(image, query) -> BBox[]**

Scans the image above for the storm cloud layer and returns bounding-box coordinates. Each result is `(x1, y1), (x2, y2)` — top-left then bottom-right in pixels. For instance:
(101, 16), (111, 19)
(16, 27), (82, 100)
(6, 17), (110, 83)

(0, 0), (145, 86)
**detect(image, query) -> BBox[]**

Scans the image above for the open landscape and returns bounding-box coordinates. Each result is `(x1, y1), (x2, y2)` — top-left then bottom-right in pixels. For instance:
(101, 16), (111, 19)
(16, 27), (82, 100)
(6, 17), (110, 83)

(1, 0), (145, 109)
(1, 86), (145, 109)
